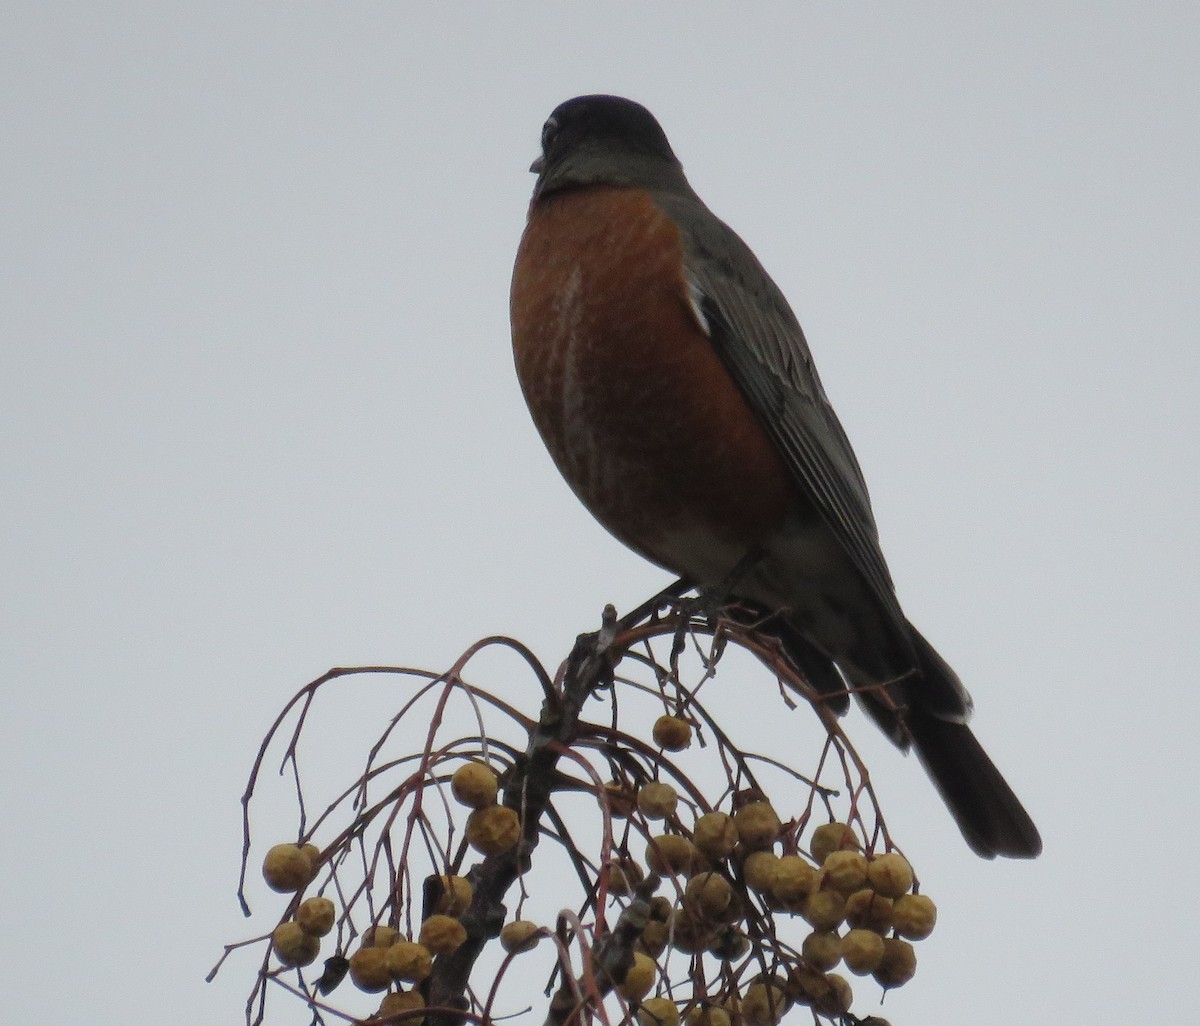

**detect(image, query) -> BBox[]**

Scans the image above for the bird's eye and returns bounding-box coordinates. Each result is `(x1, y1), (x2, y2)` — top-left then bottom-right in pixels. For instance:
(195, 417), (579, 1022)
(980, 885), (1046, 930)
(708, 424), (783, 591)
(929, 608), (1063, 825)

(540, 115), (559, 155)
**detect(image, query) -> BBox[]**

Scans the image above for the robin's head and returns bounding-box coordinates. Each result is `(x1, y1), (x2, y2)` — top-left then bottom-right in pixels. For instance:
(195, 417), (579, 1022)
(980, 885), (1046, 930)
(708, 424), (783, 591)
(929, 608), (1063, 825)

(529, 95), (691, 199)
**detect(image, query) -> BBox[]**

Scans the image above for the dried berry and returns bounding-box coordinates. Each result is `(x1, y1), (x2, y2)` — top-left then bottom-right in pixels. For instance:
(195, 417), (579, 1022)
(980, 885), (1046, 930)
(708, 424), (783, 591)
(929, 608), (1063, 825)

(693, 812), (738, 861)
(652, 715), (693, 751)
(734, 801), (781, 851)
(450, 762), (499, 809)
(892, 893), (937, 940)
(418, 914), (467, 956)
(810, 822), (856, 866)
(271, 921), (319, 967)
(348, 946), (391, 992)
(385, 940), (433, 982)
(465, 805), (521, 856)
(262, 844), (313, 893)
(841, 928), (885, 975)
(499, 919), (541, 954)
(638, 781), (679, 820)
(296, 896), (335, 937)
(873, 937), (917, 988)
(867, 852), (914, 898)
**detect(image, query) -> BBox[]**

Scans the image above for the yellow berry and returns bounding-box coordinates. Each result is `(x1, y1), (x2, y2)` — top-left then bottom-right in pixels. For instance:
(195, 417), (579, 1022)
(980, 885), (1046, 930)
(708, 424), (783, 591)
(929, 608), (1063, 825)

(667, 909), (714, 953)
(693, 812), (738, 861)
(810, 822), (856, 866)
(892, 893), (937, 940)
(770, 855), (816, 902)
(606, 859), (644, 896)
(296, 896), (335, 937)
(378, 989), (425, 1025)
(734, 802), (781, 851)
(644, 834), (697, 875)
(271, 921), (319, 967)
(685, 1006), (731, 1026)
(802, 888), (846, 931)
(362, 924), (399, 948)
(683, 872), (735, 921)
(823, 850), (869, 894)
(638, 919), (670, 958)
(873, 937), (917, 988)
(741, 850), (780, 894)
(466, 805), (521, 856)
(637, 781), (679, 820)
(649, 896), (673, 922)
(814, 974), (853, 1017)
(348, 946), (391, 992)
(262, 844), (313, 893)
(638, 997), (681, 1026)
(801, 930), (841, 971)
(867, 852), (914, 898)
(616, 951), (656, 1001)
(499, 920), (541, 954)
(741, 980), (790, 1026)
(840, 928), (885, 975)
(450, 762), (499, 809)
(652, 715), (693, 751)
(844, 889), (893, 933)
(418, 914), (467, 956)
(602, 780), (637, 818)
(433, 874), (473, 916)
(708, 926), (750, 962)
(385, 940), (432, 982)
(300, 842), (321, 867)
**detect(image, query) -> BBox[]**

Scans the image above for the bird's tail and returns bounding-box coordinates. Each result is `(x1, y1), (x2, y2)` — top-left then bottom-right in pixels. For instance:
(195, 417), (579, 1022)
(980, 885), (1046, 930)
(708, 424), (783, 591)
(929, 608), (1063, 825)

(905, 626), (1042, 859)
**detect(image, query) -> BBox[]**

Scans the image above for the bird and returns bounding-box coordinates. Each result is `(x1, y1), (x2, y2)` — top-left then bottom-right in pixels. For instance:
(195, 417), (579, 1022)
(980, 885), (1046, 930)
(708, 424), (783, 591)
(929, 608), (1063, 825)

(509, 94), (1040, 859)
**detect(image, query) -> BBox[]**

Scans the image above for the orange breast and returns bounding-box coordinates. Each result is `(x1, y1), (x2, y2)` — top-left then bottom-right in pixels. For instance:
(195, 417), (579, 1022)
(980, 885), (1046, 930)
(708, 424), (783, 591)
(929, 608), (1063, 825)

(510, 185), (797, 581)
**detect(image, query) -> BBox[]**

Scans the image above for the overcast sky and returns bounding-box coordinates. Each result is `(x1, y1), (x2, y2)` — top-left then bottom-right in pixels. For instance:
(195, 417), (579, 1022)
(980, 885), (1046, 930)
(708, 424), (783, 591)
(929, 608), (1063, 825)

(3, 4), (1198, 1025)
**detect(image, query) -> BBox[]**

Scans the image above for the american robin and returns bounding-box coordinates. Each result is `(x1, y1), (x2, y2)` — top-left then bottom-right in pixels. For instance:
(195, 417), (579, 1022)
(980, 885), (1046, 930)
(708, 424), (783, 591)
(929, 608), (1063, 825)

(510, 94), (1040, 859)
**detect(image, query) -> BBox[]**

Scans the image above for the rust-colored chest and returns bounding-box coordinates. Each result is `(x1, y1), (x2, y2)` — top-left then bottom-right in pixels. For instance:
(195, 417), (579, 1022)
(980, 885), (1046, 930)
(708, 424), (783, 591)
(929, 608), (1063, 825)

(510, 185), (796, 579)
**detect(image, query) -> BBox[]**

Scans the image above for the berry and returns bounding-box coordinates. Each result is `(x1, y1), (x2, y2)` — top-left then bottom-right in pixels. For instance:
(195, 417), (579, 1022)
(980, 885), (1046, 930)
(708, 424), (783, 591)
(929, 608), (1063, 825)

(843, 889), (893, 933)
(638, 997), (681, 1026)
(385, 941), (432, 982)
(465, 805), (521, 856)
(734, 802), (781, 851)
(693, 812), (738, 861)
(770, 855), (816, 902)
(840, 928), (885, 975)
(450, 762), (499, 809)
(262, 844), (313, 893)
(433, 874), (473, 916)
(652, 715), (693, 751)
(801, 930), (841, 971)
(348, 946), (391, 992)
(378, 989), (425, 1024)
(809, 822), (855, 866)
(296, 896), (335, 937)
(419, 914), (467, 956)
(892, 893), (937, 940)
(499, 920), (541, 954)
(873, 938), (917, 988)
(271, 921), (319, 967)
(822, 850), (869, 894)
(644, 834), (697, 875)
(637, 781), (679, 820)
(617, 951), (656, 1001)
(867, 853), (913, 898)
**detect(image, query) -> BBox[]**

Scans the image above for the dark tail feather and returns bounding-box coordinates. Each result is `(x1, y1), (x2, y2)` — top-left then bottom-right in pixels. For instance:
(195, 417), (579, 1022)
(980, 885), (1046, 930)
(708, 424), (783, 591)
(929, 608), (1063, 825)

(906, 703), (1042, 858)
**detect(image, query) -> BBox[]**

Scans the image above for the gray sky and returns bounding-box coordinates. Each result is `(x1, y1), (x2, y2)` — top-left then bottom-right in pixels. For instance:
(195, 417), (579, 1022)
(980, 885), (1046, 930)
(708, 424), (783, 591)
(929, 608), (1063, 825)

(3, 3), (1198, 1024)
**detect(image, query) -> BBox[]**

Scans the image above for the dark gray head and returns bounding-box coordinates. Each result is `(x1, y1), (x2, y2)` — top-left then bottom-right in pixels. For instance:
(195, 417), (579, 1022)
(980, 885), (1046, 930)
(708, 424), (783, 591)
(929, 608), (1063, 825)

(529, 94), (691, 199)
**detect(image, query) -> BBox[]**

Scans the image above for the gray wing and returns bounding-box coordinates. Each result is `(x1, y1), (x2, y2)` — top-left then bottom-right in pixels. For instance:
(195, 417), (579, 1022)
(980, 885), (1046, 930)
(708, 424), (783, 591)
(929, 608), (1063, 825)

(656, 191), (906, 631)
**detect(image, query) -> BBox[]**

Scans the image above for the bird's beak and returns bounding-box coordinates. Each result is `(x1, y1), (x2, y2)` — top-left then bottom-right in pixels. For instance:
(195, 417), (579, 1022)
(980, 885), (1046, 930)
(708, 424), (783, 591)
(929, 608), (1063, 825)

(529, 155), (545, 174)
